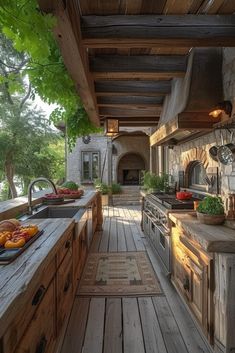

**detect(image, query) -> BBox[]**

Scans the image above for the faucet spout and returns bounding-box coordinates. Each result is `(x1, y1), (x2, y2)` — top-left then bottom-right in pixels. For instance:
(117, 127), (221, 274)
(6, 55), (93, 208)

(27, 177), (57, 215)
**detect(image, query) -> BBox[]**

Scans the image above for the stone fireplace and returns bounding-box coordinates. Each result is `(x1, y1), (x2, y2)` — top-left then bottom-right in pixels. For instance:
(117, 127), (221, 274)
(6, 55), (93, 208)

(117, 153), (145, 185)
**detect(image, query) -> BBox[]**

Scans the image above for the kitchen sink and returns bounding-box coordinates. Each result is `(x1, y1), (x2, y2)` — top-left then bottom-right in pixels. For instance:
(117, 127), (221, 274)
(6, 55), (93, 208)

(21, 206), (85, 220)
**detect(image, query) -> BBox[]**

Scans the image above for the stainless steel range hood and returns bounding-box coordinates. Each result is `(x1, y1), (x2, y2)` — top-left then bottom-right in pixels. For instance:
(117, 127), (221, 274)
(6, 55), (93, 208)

(150, 48), (223, 146)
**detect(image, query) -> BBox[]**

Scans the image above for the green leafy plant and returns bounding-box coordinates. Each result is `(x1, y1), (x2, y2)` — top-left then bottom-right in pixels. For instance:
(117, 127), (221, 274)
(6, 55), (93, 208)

(197, 196), (224, 215)
(0, 2), (101, 149)
(61, 181), (79, 190)
(94, 179), (109, 195)
(142, 172), (169, 192)
(111, 183), (121, 194)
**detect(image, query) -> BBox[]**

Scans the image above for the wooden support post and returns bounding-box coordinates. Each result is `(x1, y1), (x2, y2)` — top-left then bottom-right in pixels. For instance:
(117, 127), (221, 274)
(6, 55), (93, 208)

(96, 192), (103, 231)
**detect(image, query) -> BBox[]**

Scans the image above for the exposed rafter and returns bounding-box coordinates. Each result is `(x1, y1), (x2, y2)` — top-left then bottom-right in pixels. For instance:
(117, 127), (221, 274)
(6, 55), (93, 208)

(97, 96), (164, 106)
(82, 15), (235, 48)
(90, 55), (187, 80)
(99, 106), (161, 117)
(95, 80), (171, 96)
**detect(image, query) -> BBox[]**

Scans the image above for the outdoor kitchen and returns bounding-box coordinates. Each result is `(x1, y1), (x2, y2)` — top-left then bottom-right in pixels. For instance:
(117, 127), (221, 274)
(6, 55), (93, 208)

(1, 2), (235, 353)
(141, 47), (235, 353)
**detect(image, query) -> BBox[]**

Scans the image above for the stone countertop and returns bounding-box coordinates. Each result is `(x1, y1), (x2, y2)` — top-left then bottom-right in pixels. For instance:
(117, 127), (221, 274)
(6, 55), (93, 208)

(169, 212), (235, 253)
(0, 218), (75, 337)
(0, 190), (98, 221)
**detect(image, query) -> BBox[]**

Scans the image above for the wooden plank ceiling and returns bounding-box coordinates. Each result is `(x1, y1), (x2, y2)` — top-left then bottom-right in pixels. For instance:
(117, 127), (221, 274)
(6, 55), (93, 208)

(39, 0), (235, 128)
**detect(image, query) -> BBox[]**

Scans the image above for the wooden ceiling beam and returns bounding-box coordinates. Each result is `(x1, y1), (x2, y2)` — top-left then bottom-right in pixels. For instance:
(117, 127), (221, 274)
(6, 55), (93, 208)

(118, 122), (158, 126)
(95, 91), (165, 97)
(97, 96), (164, 105)
(91, 55), (187, 72)
(98, 104), (162, 110)
(82, 15), (235, 48)
(39, 0), (100, 126)
(95, 80), (171, 95)
(100, 116), (159, 121)
(99, 107), (161, 117)
(93, 72), (184, 80)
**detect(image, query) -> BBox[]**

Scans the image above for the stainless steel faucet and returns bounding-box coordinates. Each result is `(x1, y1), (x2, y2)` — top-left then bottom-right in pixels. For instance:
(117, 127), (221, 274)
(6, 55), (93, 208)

(27, 177), (57, 214)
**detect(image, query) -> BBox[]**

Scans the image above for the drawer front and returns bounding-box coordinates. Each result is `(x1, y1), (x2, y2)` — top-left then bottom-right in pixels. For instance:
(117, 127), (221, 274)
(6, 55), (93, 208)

(3, 258), (56, 353)
(57, 251), (74, 336)
(14, 280), (56, 353)
(57, 231), (73, 266)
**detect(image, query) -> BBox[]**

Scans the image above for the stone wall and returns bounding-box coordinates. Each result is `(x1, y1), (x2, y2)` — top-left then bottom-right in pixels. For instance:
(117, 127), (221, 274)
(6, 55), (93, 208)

(67, 133), (150, 186)
(112, 135), (150, 183)
(168, 48), (235, 196)
(67, 134), (109, 185)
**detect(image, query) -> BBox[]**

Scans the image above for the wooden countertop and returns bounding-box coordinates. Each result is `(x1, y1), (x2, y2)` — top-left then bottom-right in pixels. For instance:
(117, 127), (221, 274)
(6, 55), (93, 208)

(56, 190), (97, 208)
(0, 218), (75, 337)
(169, 213), (235, 253)
(0, 189), (98, 221)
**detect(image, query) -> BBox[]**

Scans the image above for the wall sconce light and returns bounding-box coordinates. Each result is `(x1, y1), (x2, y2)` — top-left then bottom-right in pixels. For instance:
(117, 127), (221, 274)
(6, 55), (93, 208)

(105, 119), (119, 136)
(209, 100), (232, 118)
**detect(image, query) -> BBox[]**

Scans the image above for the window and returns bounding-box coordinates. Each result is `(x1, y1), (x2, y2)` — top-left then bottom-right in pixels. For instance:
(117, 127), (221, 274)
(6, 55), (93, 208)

(81, 151), (100, 182)
(189, 161), (207, 190)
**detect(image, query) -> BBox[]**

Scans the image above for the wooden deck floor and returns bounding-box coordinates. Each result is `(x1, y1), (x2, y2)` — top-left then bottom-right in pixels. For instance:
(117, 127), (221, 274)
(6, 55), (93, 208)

(60, 206), (212, 353)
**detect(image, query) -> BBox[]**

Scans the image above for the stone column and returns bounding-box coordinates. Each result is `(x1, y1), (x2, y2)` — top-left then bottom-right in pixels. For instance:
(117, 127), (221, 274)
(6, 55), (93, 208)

(150, 146), (157, 173)
(107, 137), (113, 186)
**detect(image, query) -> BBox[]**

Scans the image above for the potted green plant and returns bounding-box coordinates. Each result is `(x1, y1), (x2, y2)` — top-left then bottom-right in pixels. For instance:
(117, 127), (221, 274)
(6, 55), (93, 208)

(94, 179), (109, 206)
(142, 172), (169, 193)
(196, 196), (225, 225)
(111, 183), (121, 194)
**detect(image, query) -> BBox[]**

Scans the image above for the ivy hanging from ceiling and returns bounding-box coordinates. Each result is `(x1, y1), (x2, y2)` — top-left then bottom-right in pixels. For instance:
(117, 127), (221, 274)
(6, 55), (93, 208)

(0, 0), (101, 149)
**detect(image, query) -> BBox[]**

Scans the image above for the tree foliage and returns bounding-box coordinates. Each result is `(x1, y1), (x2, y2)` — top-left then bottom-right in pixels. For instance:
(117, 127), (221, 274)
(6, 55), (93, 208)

(0, 33), (65, 199)
(0, 0), (100, 148)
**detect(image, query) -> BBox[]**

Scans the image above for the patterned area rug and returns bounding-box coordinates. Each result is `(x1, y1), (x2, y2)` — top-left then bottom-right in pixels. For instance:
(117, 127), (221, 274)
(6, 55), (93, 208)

(77, 252), (162, 296)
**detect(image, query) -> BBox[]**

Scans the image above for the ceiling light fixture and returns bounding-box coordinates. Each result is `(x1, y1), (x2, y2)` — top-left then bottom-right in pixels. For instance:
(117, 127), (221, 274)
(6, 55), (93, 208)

(105, 119), (119, 136)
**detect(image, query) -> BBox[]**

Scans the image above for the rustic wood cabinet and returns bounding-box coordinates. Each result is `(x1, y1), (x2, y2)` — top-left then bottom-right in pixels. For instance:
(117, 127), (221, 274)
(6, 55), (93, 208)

(3, 258), (56, 353)
(15, 279), (56, 353)
(73, 223), (88, 289)
(0, 192), (102, 353)
(57, 250), (74, 336)
(171, 226), (214, 342)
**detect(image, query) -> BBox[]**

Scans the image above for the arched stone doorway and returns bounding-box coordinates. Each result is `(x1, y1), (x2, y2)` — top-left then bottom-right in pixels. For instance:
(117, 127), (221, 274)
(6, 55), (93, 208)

(117, 153), (145, 185)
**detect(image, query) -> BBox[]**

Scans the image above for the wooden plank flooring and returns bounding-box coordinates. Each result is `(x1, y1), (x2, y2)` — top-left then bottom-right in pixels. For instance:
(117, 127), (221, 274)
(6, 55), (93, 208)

(60, 206), (212, 353)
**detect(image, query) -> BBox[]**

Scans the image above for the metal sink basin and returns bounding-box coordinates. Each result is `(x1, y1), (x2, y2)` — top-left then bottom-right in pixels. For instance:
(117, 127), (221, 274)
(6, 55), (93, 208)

(26, 206), (83, 219)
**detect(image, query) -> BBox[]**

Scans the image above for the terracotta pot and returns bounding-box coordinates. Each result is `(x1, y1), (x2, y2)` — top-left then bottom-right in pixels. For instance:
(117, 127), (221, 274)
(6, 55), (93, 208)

(196, 212), (225, 225)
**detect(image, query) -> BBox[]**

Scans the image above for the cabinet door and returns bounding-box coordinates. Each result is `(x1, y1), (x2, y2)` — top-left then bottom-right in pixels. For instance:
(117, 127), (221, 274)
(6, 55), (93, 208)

(189, 259), (206, 327)
(73, 223), (87, 288)
(3, 258), (56, 353)
(57, 231), (73, 267)
(57, 251), (74, 336)
(15, 280), (56, 353)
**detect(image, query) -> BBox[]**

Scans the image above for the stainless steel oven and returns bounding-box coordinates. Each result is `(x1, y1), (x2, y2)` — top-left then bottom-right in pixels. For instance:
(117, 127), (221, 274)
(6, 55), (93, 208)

(143, 197), (171, 274)
(149, 217), (171, 274)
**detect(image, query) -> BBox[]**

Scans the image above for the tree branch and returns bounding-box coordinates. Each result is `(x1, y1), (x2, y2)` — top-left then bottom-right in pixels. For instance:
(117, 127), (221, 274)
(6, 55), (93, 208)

(20, 82), (31, 109)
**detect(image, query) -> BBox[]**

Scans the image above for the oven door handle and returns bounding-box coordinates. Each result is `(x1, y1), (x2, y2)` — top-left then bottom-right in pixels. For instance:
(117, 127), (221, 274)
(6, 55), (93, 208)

(154, 223), (170, 236)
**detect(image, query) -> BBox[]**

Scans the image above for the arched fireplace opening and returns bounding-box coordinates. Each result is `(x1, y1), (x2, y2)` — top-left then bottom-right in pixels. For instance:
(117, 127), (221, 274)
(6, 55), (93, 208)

(117, 153), (145, 185)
